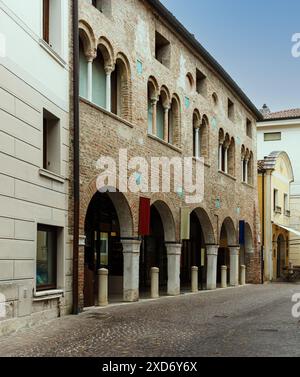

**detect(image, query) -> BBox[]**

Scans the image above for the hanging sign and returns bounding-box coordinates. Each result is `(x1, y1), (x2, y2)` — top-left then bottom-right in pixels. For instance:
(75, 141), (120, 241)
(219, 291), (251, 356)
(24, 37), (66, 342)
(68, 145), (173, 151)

(138, 197), (150, 236)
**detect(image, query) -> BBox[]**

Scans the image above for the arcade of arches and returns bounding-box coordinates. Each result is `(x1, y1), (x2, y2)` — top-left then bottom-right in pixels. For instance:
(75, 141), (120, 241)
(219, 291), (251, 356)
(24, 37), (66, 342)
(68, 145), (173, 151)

(82, 191), (254, 307)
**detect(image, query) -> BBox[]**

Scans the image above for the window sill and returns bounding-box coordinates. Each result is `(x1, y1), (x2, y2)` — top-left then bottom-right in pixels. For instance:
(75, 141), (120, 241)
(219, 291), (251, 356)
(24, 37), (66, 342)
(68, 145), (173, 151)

(39, 168), (66, 184)
(218, 170), (236, 181)
(242, 181), (254, 189)
(39, 39), (67, 68)
(192, 156), (210, 168)
(147, 134), (182, 153)
(80, 97), (134, 129)
(33, 289), (64, 301)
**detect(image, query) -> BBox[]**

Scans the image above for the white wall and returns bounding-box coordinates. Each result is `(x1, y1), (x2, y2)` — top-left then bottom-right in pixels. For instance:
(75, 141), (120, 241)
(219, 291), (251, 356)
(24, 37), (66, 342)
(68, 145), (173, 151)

(257, 123), (300, 196)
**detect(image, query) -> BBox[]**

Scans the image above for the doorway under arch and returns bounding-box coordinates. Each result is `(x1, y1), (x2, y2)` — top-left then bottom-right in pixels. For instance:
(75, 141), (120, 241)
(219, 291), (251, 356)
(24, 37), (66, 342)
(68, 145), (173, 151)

(84, 191), (133, 307)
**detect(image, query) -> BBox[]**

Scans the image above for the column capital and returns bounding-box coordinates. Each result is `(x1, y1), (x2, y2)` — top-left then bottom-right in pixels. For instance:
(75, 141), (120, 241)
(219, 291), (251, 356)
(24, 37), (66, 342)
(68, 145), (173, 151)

(121, 239), (141, 254)
(85, 48), (97, 62)
(206, 244), (219, 256)
(104, 64), (114, 75)
(151, 97), (158, 105)
(165, 243), (182, 256)
(163, 105), (171, 112)
(229, 246), (240, 256)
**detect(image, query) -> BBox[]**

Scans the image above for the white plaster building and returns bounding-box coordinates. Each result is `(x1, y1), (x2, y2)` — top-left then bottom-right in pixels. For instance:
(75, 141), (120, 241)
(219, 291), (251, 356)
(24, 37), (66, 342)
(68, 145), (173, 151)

(257, 107), (300, 267)
(0, 0), (71, 336)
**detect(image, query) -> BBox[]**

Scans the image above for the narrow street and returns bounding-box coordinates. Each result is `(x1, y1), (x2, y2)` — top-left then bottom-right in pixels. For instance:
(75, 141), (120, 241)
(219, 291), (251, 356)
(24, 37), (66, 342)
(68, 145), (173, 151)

(1, 283), (300, 357)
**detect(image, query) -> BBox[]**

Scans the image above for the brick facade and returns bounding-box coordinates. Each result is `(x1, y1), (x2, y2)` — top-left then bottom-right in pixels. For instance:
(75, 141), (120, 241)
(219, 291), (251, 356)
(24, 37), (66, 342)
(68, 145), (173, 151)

(72, 0), (262, 310)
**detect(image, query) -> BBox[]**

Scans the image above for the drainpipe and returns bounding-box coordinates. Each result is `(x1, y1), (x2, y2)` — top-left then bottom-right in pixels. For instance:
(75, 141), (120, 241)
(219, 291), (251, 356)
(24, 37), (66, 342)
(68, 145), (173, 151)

(261, 171), (265, 284)
(72, 0), (80, 314)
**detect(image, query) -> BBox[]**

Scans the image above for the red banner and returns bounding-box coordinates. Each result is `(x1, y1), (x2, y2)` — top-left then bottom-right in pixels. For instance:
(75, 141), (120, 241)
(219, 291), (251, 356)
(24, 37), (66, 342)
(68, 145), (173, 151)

(138, 197), (151, 236)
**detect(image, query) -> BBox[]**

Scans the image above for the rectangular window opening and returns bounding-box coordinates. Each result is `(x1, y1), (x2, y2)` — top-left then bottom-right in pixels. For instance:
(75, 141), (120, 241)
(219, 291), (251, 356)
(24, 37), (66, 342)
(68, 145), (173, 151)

(264, 132), (282, 142)
(155, 31), (171, 68)
(36, 225), (58, 291)
(43, 109), (61, 175)
(246, 118), (252, 138)
(228, 99), (234, 121)
(196, 69), (207, 96)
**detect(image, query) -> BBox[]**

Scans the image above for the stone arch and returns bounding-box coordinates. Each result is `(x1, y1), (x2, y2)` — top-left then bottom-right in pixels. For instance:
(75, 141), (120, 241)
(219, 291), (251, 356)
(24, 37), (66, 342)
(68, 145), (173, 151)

(212, 92), (218, 105)
(151, 200), (176, 242)
(111, 52), (132, 120)
(193, 207), (216, 244)
(220, 217), (237, 246)
(169, 94), (181, 147)
(97, 36), (114, 68)
(81, 177), (135, 238)
(228, 137), (235, 176)
(79, 20), (96, 54)
(186, 72), (194, 93)
(200, 114), (209, 159)
(159, 85), (171, 107)
(219, 128), (225, 143)
(147, 76), (159, 99)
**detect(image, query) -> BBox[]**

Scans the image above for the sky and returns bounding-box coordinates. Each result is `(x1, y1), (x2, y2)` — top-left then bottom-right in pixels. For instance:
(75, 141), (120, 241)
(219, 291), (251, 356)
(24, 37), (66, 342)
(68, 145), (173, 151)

(160, 0), (300, 112)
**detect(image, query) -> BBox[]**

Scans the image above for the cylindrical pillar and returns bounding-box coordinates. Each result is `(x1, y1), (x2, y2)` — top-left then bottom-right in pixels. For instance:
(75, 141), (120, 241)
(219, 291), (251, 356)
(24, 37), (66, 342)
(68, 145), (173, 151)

(163, 106), (169, 143)
(206, 245), (218, 290)
(219, 144), (223, 170)
(224, 147), (229, 173)
(122, 240), (141, 302)
(195, 128), (200, 158)
(151, 98), (157, 136)
(191, 266), (198, 293)
(97, 268), (108, 307)
(87, 60), (93, 102)
(151, 267), (159, 299)
(229, 246), (240, 287)
(105, 65), (113, 112)
(166, 243), (182, 296)
(221, 265), (227, 288)
(240, 265), (246, 285)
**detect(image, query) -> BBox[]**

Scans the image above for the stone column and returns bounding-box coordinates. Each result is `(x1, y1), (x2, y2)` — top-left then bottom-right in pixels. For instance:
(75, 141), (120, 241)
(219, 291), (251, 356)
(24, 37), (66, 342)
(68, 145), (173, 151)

(245, 159), (249, 184)
(229, 246), (240, 287)
(221, 265), (227, 288)
(97, 268), (108, 306)
(86, 50), (96, 102)
(191, 266), (198, 293)
(151, 98), (158, 136)
(206, 245), (218, 290)
(224, 146), (229, 173)
(166, 243), (181, 296)
(151, 267), (159, 298)
(105, 65), (113, 112)
(240, 265), (246, 285)
(122, 239), (141, 302)
(219, 144), (223, 170)
(195, 128), (200, 158)
(163, 106), (170, 143)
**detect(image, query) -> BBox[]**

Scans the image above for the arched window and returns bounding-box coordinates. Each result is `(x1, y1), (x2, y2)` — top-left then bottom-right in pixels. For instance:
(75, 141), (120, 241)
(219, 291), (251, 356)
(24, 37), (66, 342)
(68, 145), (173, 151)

(92, 47), (107, 108)
(200, 115), (209, 159)
(147, 77), (158, 135)
(228, 137), (235, 176)
(169, 95), (181, 147)
(111, 54), (131, 120)
(186, 73), (194, 94)
(79, 38), (88, 99)
(241, 145), (246, 182)
(247, 151), (253, 185)
(218, 128), (225, 171)
(193, 110), (201, 158)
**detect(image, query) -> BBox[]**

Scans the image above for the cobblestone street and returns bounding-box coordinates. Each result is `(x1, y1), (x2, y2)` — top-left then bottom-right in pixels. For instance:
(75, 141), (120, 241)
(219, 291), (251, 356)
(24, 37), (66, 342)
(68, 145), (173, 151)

(1, 283), (300, 357)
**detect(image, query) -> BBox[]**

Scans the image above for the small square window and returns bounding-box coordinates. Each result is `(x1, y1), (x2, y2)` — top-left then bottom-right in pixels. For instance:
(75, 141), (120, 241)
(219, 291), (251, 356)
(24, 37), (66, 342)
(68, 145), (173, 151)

(228, 99), (234, 121)
(92, 0), (112, 16)
(264, 132), (281, 142)
(36, 225), (57, 291)
(246, 118), (252, 138)
(43, 109), (61, 175)
(155, 31), (171, 68)
(196, 69), (207, 96)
